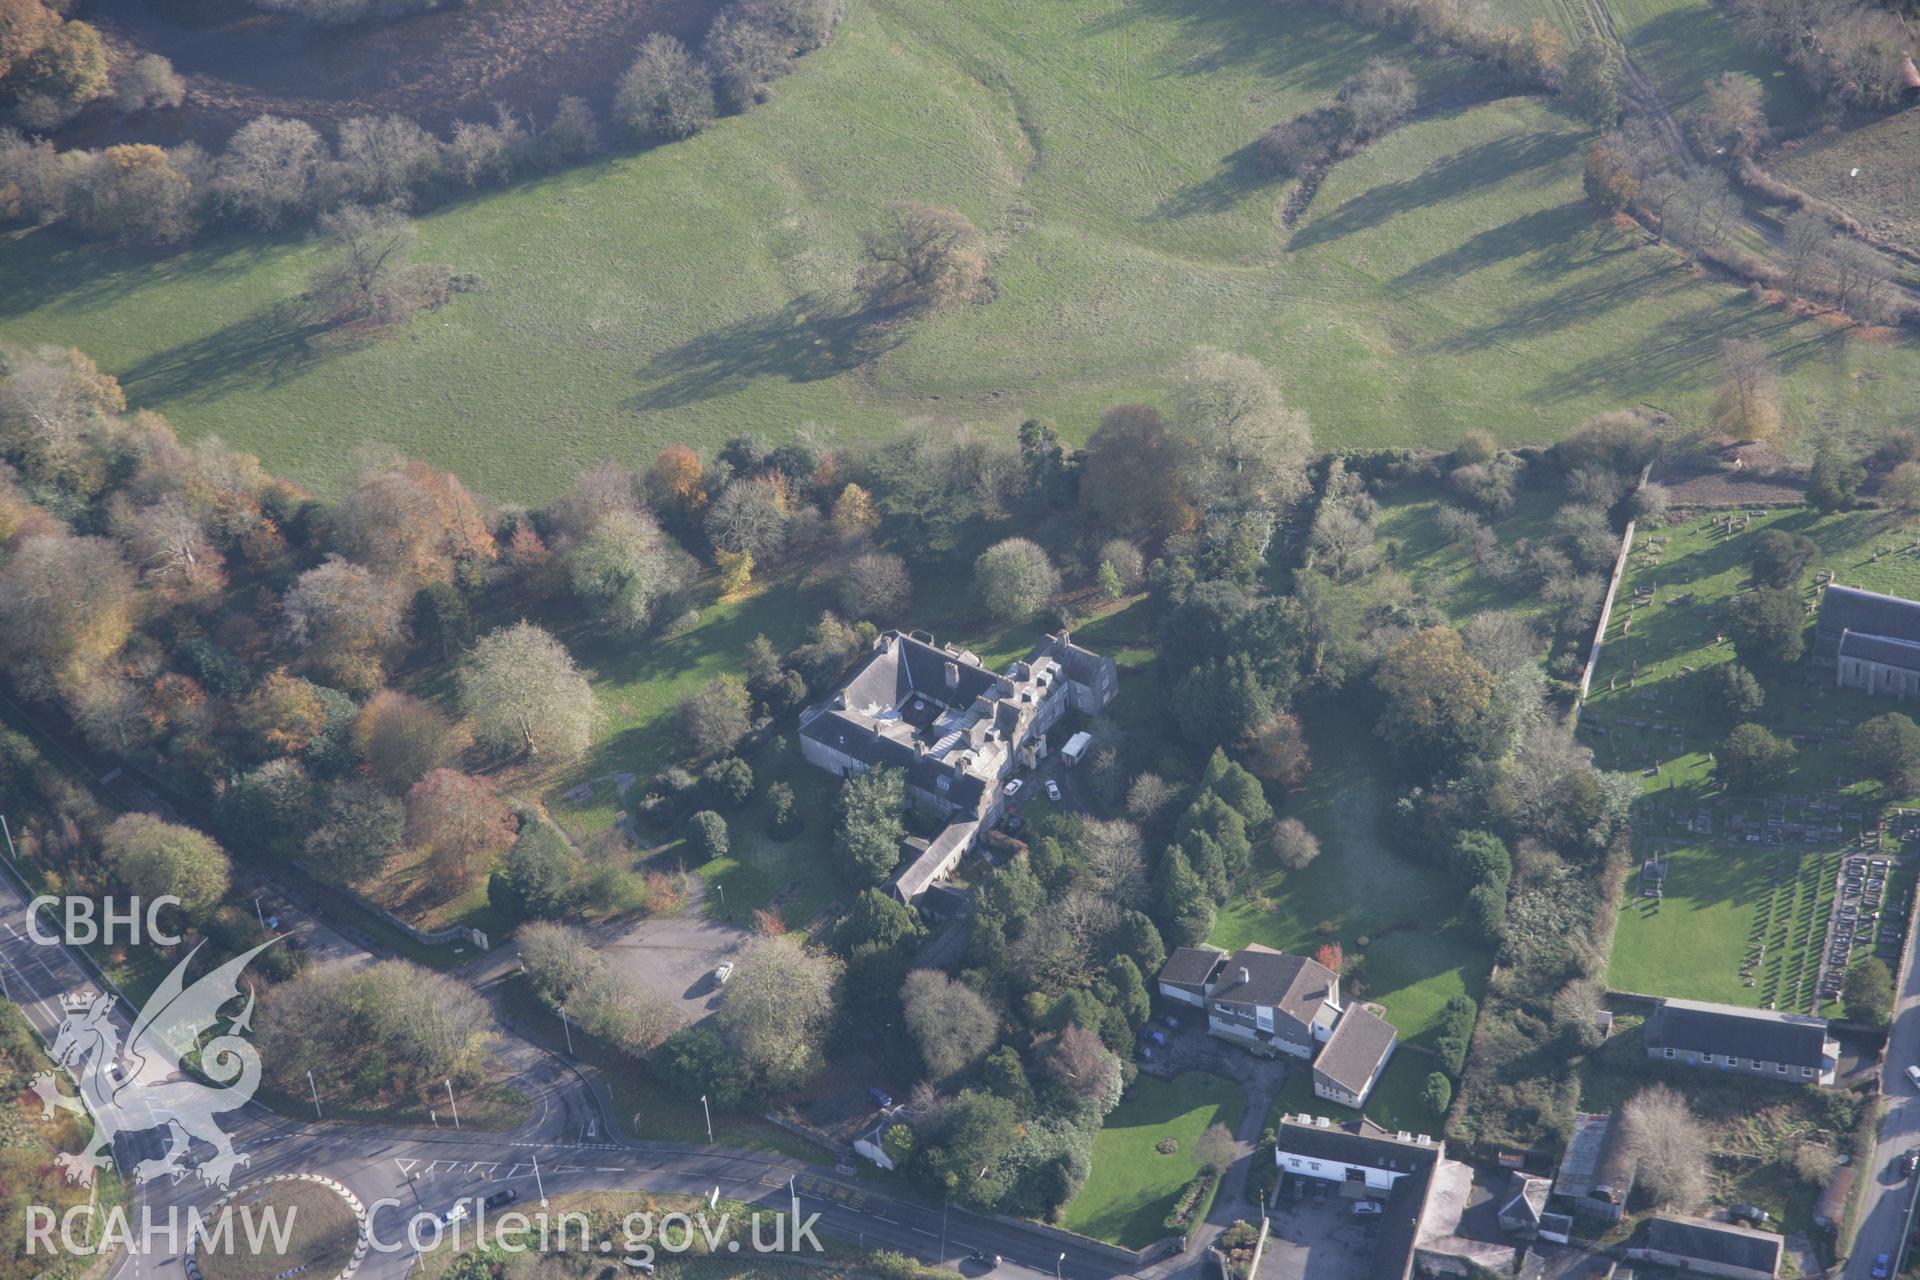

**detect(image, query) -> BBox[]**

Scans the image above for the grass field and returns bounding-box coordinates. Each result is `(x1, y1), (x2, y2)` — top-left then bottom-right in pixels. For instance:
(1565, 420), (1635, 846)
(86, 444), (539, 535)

(1773, 113), (1920, 248)
(1, 0), (1912, 501)
(195, 1181), (360, 1280)
(1058, 1072), (1246, 1250)
(1210, 714), (1493, 1048)
(1591, 506), (1920, 1014)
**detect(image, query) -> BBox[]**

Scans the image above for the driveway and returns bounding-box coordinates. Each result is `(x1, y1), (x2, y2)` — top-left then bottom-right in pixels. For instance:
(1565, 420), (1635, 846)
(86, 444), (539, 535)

(1260, 1190), (1378, 1280)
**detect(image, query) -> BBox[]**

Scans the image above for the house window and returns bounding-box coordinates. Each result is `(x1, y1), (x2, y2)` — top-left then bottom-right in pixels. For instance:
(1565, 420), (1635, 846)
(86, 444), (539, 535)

(1802, 1067), (1814, 1078)
(1663, 1048), (1675, 1059)
(1776, 1064), (1787, 1074)
(1751, 1061), (1762, 1071)
(1309, 1163), (1320, 1172)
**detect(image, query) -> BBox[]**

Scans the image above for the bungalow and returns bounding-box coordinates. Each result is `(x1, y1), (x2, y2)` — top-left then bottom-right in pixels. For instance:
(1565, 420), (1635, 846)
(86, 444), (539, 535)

(1642, 997), (1839, 1086)
(1625, 1215), (1783, 1280)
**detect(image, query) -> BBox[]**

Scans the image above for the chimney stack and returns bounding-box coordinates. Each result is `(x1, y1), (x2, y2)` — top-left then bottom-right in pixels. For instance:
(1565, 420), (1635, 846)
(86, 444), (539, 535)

(944, 661), (960, 689)
(1238, 965), (1250, 987)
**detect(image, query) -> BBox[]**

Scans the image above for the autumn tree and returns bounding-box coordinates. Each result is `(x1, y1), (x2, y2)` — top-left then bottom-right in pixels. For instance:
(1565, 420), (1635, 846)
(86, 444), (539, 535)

(1711, 338), (1782, 440)
(239, 670), (331, 757)
(715, 934), (842, 1088)
(1175, 348), (1313, 512)
(1582, 138), (1637, 214)
(280, 557), (408, 694)
(974, 536), (1060, 622)
(857, 201), (989, 314)
(831, 482), (879, 539)
(1695, 72), (1766, 154)
(331, 458), (495, 587)
(0, 532), (135, 691)
(1373, 628), (1495, 777)
(405, 769), (514, 892)
(461, 622), (595, 760)
(102, 813), (231, 920)
(352, 689), (466, 793)
(901, 969), (999, 1079)
(650, 445), (706, 517)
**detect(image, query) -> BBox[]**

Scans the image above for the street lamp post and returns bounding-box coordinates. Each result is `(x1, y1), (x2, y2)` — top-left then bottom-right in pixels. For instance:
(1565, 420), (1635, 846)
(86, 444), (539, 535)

(700, 1094), (714, 1144)
(1056, 1252), (1065, 1279)
(307, 1070), (322, 1120)
(445, 1079), (459, 1129)
(559, 1005), (574, 1055)
(253, 895), (265, 930)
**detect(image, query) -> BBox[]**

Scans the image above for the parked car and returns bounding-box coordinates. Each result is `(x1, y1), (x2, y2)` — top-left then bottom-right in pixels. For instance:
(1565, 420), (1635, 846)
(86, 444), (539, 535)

(868, 1087), (893, 1109)
(1905, 1150), (1920, 1178)
(1351, 1202), (1382, 1217)
(483, 1189), (518, 1211)
(1728, 1204), (1768, 1226)
(714, 961), (734, 985)
(1145, 1029), (1166, 1046)
(1873, 1252), (1891, 1279)
(1162, 1014), (1181, 1030)
(1906, 1065), (1920, 1090)
(1003, 777), (1025, 797)
(1045, 779), (1061, 802)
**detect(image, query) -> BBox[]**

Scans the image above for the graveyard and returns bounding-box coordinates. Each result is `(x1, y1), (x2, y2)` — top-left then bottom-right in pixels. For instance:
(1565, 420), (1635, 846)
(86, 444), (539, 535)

(1587, 506), (1920, 1017)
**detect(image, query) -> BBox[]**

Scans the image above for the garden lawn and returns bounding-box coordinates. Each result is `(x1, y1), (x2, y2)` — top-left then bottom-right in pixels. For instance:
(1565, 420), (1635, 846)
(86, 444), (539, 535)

(1211, 714), (1493, 1047)
(1059, 1072), (1246, 1250)
(1606, 841), (1839, 1011)
(2, 1), (1912, 502)
(1268, 1051), (1446, 1136)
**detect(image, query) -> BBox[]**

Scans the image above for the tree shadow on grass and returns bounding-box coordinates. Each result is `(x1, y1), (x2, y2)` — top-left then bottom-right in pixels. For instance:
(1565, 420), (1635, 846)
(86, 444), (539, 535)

(0, 225), (289, 322)
(1289, 131), (1579, 253)
(1152, 141), (1277, 220)
(115, 297), (358, 406)
(625, 294), (908, 413)
(1527, 306), (1838, 407)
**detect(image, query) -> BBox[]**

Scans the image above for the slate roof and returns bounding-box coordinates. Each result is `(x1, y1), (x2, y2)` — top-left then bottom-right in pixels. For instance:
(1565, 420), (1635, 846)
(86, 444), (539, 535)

(1499, 1172), (1549, 1229)
(1644, 1215), (1782, 1275)
(1816, 583), (1920, 664)
(1555, 1112), (1630, 1203)
(890, 820), (977, 901)
(1314, 1006), (1397, 1095)
(1210, 945), (1338, 1029)
(1839, 630), (1920, 675)
(1274, 1120), (1438, 1280)
(1643, 997), (1830, 1069)
(1158, 946), (1225, 993)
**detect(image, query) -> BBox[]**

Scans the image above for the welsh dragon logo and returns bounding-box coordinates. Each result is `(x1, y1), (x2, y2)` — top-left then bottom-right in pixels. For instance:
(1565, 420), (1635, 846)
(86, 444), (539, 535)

(32, 939), (275, 1190)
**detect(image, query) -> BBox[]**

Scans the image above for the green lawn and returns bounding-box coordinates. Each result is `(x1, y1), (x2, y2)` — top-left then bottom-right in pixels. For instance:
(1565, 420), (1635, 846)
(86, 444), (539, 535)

(3, 0), (1912, 501)
(1058, 1072), (1246, 1250)
(1268, 1050), (1446, 1137)
(1211, 714), (1493, 1047)
(1606, 841), (1840, 1012)
(1590, 506), (1920, 1015)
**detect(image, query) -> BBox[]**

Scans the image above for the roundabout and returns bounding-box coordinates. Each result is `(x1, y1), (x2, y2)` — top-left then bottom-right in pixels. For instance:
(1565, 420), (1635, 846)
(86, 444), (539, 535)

(191, 1176), (367, 1280)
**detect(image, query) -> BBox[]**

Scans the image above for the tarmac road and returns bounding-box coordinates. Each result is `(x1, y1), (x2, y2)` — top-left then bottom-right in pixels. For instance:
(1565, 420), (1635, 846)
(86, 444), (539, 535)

(0, 859), (1137, 1280)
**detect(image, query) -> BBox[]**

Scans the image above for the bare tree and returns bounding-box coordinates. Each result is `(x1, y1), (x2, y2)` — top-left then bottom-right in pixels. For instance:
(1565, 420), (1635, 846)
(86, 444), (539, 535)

(335, 114), (440, 204)
(857, 201), (989, 314)
(214, 116), (328, 228)
(901, 970), (999, 1079)
(1073, 818), (1149, 907)
(614, 34), (715, 139)
(310, 203), (450, 325)
(1269, 817), (1321, 870)
(838, 550), (912, 621)
(1711, 337), (1781, 440)
(1621, 1084), (1710, 1210)
(1175, 347), (1314, 511)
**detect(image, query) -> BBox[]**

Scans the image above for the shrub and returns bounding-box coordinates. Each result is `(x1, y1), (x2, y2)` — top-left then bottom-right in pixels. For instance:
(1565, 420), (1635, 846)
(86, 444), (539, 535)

(615, 34), (715, 139)
(687, 809), (729, 858)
